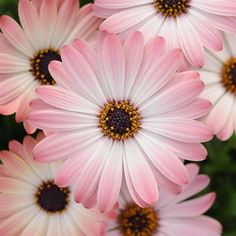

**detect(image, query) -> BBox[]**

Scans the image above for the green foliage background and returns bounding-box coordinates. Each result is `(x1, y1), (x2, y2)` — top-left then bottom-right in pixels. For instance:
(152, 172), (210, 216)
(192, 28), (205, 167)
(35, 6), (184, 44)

(0, 1), (236, 235)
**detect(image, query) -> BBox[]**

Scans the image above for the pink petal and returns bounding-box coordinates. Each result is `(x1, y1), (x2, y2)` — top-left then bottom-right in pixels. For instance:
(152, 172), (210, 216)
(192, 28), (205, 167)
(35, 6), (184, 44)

(15, 81), (37, 123)
(29, 108), (97, 131)
(139, 14), (165, 42)
(190, 9), (236, 33)
(22, 136), (37, 162)
(192, 215), (223, 234)
(0, 98), (21, 116)
(216, 102), (235, 141)
(61, 45), (105, 104)
(38, 0), (57, 48)
(0, 33), (24, 57)
(0, 73), (32, 104)
(192, 0), (236, 16)
(93, 4), (120, 18)
(35, 85), (99, 114)
(0, 206), (38, 236)
(148, 134), (208, 161)
(72, 39), (100, 80)
(30, 98), (53, 113)
(158, 17), (180, 50)
(123, 31), (144, 100)
(97, 142), (123, 212)
(124, 139), (159, 205)
(169, 175), (211, 205)
(207, 93), (234, 135)
(140, 73), (204, 115)
(0, 54), (30, 73)
(152, 168), (182, 195)
(82, 191), (98, 209)
(177, 15), (205, 68)
(143, 119), (212, 143)
(0, 193), (33, 219)
(132, 49), (183, 106)
(55, 150), (93, 187)
(136, 132), (189, 185)
(0, 16), (34, 56)
(0, 177), (34, 193)
(51, 0), (78, 48)
(23, 121), (37, 134)
(19, 212), (48, 236)
(73, 139), (111, 202)
(129, 36), (166, 101)
(100, 5), (156, 33)
(48, 60), (80, 91)
(160, 216), (221, 236)
(0, 151), (39, 183)
(95, 0), (153, 9)
(101, 33), (125, 99)
(159, 99), (212, 120)
(67, 4), (102, 43)
(32, 129), (102, 162)
(160, 193), (216, 217)
(123, 149), (152, 208)
(77, 212), (104, 236)
(187, 14), (222, 51)
(18, 0), (40, 50)
(8, 140), (25, 157)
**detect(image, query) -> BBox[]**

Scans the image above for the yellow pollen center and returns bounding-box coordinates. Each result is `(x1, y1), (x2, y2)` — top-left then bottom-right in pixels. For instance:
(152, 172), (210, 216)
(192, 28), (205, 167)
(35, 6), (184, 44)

(153, 0), (190, 17)
(118, 204), (158, 236)
(221, 57), (236, 94)
(30, 49), (61, 85)
(98, 100), (141, 141)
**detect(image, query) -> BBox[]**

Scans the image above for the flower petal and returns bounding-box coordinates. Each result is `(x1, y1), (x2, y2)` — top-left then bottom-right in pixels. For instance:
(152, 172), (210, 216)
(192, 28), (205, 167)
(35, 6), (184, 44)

(124, 139), (159, 205)
(0, 16), (34, 56)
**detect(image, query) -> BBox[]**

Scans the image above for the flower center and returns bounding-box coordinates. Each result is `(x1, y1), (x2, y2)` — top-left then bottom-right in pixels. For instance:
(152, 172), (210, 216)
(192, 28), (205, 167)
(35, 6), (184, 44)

(221, 57), (236, 94)
(30, 49), (61, 85)
(98, 100), (141, 141)
(153, 0), (190, 17)
(35, 180), (70, 213)
(118, 204), (158, 236)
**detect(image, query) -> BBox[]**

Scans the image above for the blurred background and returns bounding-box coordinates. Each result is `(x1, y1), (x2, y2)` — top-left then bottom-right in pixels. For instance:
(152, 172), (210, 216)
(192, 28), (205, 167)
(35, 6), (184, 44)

(0, 1), (236, 235)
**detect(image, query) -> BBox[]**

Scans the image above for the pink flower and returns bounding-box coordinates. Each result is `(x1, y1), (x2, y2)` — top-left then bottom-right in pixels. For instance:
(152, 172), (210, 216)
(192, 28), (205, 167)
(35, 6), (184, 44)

(199, 33), (236, 141)
(0, 0), (102, 133)
(94, 0), (236, 68)
(106, 164), (222, 236)
(0, 134), (110, 236)
(29, 32), (212, 212)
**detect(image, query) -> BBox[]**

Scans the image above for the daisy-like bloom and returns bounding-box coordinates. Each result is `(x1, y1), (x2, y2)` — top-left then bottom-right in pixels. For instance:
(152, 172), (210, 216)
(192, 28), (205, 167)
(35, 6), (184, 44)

(0, 134), (110, 236)
(28, 32), (213, 212)
(198, 33), (236, 141)
(106, 164), (222, 236)
(93, 0), (236, 68)
(0, 0), (102, 133)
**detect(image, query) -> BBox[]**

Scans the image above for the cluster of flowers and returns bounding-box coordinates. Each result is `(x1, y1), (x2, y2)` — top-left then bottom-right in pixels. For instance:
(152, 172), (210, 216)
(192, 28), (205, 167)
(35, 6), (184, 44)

(0, 0), (235, 235)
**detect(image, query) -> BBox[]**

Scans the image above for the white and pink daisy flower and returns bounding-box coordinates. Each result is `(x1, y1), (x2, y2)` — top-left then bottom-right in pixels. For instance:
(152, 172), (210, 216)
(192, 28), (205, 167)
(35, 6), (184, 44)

(28, 32), (213, 212)
(0, 0), (102, 133)
(0, 134), (110, 236)
(94, 0), (236, 68)
(199, 33), (236, 141)
(106, 164), (222, 236)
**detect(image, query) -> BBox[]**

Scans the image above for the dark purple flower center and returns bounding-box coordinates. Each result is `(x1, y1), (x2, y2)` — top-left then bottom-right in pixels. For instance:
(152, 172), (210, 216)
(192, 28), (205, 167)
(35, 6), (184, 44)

(98, 100), (141, 141)
(106, 108), (132, 135)
(154, 0), (190, 17)
(35, 180), (70, 213)
(118, 204), (158, 236)
(30, 49), (61, 85)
